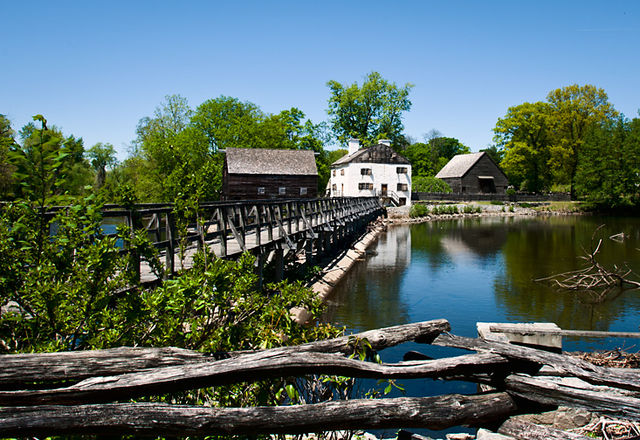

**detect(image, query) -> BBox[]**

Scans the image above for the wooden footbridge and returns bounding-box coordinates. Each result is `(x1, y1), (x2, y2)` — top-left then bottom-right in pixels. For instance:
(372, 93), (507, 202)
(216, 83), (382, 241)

(99, 197), (384, 284)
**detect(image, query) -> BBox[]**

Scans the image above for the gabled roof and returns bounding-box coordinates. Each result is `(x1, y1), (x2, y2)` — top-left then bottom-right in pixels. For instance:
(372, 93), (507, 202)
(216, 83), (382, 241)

(435, 152), (486, 179)
(225, 148), (317, 176)
(331, 143), (410, 167)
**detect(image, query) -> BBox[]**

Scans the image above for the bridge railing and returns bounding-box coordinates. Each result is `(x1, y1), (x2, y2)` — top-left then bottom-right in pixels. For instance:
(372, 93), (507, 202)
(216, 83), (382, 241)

(62, 197), (383, 283)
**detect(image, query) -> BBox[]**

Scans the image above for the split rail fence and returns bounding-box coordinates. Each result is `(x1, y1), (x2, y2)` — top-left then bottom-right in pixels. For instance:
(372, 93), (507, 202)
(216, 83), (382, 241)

(2, 319), (639, 438)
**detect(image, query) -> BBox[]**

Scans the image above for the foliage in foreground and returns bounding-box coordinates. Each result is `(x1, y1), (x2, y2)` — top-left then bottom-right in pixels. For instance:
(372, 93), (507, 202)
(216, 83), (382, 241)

(0, 196), (340, 354)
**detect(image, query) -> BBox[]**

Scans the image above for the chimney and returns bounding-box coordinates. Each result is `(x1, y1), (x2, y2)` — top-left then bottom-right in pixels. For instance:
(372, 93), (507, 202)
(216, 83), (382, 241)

(348, 138), (360, 155)
(379, 139), (391, 147)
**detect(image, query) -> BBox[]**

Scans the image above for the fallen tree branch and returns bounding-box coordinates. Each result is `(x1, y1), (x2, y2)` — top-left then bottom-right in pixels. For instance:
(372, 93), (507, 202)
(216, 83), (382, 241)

(505, 374), (640, 420)
(0, 393), (518, 437)
(534, 226), (640, 301)
(0, 319), (450, 388)
(433, 334), (640, 391)
(0, 352), (505, 406)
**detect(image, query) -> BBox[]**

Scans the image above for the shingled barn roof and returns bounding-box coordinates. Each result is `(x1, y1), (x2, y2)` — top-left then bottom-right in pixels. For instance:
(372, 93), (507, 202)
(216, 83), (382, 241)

(435, 152), (486, 178)
(226, 148), (318, 176)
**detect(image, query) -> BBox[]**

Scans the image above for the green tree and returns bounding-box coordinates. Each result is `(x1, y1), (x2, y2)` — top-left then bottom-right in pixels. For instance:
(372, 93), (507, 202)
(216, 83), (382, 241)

(87, 142), (118, 189)
(192, 96), (263, 152)
(326, 72), (413, 147)
(10, 115), (91, 203)
(493, 102), (553, 192)
(576, 116), (640, 208)
(0, 115), (17, 198)
(404, 137), (470, 177)
(480, 145), (504, 165)
(546, 84), (618, 197)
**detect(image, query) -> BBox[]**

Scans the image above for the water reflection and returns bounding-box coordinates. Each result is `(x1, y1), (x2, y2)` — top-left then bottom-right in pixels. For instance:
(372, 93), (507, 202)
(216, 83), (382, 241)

(325, 215), (640, 351)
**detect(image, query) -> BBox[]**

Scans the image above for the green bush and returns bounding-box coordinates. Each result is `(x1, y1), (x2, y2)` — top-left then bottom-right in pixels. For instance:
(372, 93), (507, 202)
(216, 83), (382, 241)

(409, 204), (430, 218)
(412, 175), (452, 193)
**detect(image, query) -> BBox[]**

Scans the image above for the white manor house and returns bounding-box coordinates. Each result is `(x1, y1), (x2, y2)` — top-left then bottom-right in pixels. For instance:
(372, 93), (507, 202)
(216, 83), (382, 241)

(329, 139), (412, 206)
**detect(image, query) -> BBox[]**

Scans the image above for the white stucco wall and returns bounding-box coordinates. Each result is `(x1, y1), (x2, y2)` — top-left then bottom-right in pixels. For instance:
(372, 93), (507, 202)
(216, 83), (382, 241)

(329, 162), (412, 206)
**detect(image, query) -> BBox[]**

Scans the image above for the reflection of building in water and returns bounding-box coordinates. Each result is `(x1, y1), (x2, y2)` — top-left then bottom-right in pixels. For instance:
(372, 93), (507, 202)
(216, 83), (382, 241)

(439, 218), (508, 258)
(368, 226), (411, 269)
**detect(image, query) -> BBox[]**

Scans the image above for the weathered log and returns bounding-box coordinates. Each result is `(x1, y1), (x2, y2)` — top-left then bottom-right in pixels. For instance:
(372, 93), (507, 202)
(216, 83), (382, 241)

(0, 393), (518, 437)
(498, 418), (591, 440)
(0, 319), (450, 388)
(1, 352), (506, 406)
(505, 374), (640, 420)
(433, 334), (640, 391)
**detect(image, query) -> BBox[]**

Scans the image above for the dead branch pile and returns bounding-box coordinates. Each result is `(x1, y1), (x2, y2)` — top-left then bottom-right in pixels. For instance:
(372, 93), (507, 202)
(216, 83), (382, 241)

(573, 416), (640, 440)
(535, 225), (640, 300)
(570, 349), (640, 369)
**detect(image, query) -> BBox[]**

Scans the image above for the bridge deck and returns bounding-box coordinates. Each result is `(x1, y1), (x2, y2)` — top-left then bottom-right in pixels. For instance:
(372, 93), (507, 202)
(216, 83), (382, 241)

(98, 197), (383, 284)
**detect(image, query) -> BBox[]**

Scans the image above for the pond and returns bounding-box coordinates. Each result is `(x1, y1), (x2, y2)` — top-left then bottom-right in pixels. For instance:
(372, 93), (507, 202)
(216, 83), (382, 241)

(322, 214), (640, 436)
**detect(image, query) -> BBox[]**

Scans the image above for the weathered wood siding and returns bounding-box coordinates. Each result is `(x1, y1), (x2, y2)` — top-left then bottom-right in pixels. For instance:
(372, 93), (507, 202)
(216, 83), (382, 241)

(223, 173), (318, 200)
(443, 155), (508, 194)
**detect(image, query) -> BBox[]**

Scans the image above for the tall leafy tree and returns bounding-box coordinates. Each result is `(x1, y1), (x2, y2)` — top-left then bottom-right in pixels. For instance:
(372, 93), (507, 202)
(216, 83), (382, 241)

(403, 137), (470, 177)
(493, 102), (553, 192)
(10, 115), (91, 202)
(0, 115), (17, 198)
(87, 142), (118, 189)
(326, 72), (413, 147)
(576, 116), (640, 208)
(546, 84), (618, 197)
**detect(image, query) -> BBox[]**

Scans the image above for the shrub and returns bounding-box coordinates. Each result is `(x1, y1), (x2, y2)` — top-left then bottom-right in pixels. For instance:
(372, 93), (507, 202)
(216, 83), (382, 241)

(409, 204), (430, 218)
(412, 176), (452, 193)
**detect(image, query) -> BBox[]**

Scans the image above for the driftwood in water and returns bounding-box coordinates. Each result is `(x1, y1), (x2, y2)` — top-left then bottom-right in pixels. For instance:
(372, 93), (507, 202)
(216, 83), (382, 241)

(498, 418), (591, 440)
(0, 393), (518, 437)
(505, 374), (640, 420)
(433, 333), (640, 392)
(534, 226), (640, 300)
(1, 352), (506, 406)
(0, 319), (450, 388)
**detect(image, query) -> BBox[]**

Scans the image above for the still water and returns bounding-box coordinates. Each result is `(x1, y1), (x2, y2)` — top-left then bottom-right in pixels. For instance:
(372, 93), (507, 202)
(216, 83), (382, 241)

(323, 215), (640, 435)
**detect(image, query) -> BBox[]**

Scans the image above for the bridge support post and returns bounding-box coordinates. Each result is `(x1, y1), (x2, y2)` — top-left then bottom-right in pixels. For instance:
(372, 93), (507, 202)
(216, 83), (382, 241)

(274, 246), (284, 282)
(305, 236), (314, 267)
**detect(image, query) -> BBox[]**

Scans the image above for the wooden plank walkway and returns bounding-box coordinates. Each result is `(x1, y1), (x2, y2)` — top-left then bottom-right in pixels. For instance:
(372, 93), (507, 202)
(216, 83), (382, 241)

(97, 197), (384, 284)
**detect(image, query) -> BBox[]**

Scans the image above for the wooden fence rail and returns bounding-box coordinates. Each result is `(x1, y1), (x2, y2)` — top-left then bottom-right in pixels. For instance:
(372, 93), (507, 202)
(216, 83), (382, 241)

(2, 319), (638, 438)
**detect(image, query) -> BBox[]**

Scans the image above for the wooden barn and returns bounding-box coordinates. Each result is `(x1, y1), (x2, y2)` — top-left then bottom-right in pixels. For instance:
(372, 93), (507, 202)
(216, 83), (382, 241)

(222, 148), (318, 200)
(435, 152), (508, 194)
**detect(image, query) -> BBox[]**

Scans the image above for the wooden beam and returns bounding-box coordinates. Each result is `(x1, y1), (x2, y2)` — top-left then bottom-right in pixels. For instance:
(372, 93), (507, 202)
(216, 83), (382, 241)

(489, 326), (640, 339)
(0, 320), (450, 387)
(2, 352), (506, 406)
(505, 373), (640, 420)
(433, 334), (640, 392)
(0, 393), (518, 437)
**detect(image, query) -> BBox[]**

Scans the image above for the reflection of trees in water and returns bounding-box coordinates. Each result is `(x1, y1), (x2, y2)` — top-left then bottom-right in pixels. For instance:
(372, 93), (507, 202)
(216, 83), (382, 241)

(410, 218), (509, 270)
(324, 227), (412, 330)
(494, 216), (640, 331)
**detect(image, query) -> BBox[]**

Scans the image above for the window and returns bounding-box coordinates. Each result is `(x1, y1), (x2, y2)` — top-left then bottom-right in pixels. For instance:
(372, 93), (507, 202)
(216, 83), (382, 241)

(332, 184), (337, 191)
(279, 187), (286, 195)
(257, 187), (266, 195)
(300, 187), (307, 196)
(340, 169), (345, 176)
(397, 183), (408, 191)
(332, 170), (336, 176)
(358, 183), (374, 190)
(360, 168), (372, 175)
(396, 167), (408, 174)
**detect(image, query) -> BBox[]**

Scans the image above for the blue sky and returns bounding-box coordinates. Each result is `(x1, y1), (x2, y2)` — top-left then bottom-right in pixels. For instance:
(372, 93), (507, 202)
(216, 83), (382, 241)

(2, 1), (639, 159)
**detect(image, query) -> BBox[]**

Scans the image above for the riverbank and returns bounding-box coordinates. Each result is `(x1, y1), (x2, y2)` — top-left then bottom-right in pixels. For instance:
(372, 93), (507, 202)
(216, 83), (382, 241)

(386, 200), (585, 225)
